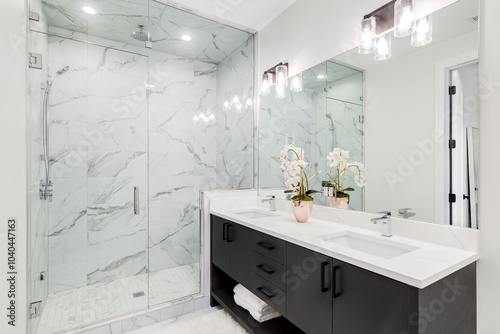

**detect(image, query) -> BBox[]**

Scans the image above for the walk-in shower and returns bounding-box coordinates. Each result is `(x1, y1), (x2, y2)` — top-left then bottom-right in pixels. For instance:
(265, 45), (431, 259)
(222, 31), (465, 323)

(28, 0), (255, 333)
(40, 66), (69, 201)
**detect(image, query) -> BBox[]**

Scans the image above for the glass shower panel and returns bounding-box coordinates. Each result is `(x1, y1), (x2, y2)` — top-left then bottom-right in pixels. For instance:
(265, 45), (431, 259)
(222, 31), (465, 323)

(29, 35), (149, 333)
(325, 61), (365, 211)
(29, 30), (50, 334)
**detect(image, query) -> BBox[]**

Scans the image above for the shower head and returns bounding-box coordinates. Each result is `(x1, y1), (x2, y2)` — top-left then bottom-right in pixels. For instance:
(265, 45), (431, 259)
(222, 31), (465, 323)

(45, 66), (70, 93)
(57, 66), (70, 75)
(131, 25), (150, 42)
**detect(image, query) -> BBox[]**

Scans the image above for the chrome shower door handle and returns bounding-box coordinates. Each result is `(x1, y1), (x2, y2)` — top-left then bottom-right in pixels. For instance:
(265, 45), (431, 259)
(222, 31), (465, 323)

(134, 187), (139, 215)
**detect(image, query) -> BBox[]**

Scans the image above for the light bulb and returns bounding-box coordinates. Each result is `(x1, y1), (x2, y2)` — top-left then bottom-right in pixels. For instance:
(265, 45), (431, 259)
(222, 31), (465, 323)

(277, 73), (286, 86)
(416, 19), (430, 34)
(360, 30), (373, 50)
(260, 79), (270, 95)
(232, 96), (239, 104)
(377, 38), (389, 55)
(246, 98), (253, 106)
(290, 75), (302, 92)
(399, 7), (414, 30)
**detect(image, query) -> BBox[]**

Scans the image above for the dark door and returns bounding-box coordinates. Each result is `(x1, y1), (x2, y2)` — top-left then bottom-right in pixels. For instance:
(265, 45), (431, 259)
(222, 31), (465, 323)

(286, 243), (333, 334)
(211, 215), (229, 273)
(332, 259), (409, 334)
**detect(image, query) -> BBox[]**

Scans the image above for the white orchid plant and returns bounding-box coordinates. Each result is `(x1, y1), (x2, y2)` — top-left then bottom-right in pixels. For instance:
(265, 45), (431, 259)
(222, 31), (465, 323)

(326, 148), (367, 198)
(279, 145), (321, 201)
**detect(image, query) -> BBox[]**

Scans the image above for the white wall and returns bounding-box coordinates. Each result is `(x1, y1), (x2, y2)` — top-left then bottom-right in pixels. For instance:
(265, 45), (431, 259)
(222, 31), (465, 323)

(478, 0), (500, 331)
(0, 1), (28, 334)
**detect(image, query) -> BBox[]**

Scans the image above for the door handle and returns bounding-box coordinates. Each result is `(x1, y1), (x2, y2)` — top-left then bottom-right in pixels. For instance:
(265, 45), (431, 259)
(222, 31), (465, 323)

(134, 187), (139, 215)
(227, 224), (234, 242)
(333, 266), (341, 298)
(321, 261), (329, 293)
(256, 264), (275, 275)
(256, 242), (274, 250)
(257, 287), (276, 299)
(222, 223), (228, 241)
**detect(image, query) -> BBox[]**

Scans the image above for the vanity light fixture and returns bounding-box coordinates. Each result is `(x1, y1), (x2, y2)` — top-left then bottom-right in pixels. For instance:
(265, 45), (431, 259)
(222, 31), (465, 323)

(82, 6), (96, 15)
(358, 0), (434, 60)
(259, 62), (289, 99)
(394, 0), (415, 38)
(411, 15), (433, 47)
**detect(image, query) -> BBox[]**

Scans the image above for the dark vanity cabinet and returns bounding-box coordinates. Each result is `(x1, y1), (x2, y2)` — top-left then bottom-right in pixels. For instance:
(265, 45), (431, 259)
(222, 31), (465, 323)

(211, 215), (252, 287)
(210, 214), (477, 334)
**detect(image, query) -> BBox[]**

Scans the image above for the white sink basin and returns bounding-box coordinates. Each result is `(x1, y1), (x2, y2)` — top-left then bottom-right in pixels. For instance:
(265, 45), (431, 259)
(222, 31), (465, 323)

(319, 232), (418, 259)
(234, 210), (275, 219)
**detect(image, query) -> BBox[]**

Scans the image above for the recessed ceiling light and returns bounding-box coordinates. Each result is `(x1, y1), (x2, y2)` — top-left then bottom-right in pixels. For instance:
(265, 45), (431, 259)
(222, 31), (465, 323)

(82, 6), (96, 15)
(181, 35), (192, 41)
(317, 74), (326, 79)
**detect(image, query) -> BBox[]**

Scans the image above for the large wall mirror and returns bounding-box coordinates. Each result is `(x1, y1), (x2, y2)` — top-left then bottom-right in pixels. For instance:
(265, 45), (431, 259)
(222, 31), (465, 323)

(259, 0), (479, 228)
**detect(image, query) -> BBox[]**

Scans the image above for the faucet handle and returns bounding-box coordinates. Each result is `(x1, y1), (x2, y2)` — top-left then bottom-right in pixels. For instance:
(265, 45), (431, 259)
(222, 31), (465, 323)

(398, 208), (411, 215)
(377, 211), (391, 217)
(267, 195), (275, 199)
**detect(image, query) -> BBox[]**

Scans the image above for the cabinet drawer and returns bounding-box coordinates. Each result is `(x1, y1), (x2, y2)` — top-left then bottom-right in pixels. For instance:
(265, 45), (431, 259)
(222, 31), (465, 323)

(249, 272), (287, 316)
(251, 230), (286, 265)
(251, 251), (286, 290)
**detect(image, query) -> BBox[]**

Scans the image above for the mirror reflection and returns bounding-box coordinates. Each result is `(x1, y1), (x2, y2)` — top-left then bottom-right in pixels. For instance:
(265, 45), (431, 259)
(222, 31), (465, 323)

(259, 0), (479, 228)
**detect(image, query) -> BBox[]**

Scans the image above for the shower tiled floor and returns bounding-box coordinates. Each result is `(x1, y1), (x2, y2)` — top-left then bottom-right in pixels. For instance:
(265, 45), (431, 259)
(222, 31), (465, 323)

(36, 263), (200, 334)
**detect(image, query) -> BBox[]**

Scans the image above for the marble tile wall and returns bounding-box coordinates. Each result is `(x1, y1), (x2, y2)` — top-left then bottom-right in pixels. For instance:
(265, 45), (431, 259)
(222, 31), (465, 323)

(216, 37), (255, 189)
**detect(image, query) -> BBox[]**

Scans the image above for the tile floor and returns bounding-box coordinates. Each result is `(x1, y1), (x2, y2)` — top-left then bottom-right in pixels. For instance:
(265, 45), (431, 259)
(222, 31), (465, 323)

(36, 263), (200, 334)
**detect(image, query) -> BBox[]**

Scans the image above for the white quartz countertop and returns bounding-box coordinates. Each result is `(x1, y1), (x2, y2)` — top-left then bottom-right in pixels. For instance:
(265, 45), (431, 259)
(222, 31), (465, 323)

(210, 205), (479, 289)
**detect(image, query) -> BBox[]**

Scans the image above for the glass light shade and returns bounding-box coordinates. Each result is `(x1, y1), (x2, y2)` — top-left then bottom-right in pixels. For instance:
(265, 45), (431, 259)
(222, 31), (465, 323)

(275, 65), (288, 87)
(374, 33), (392, 61)
(358, 17), (376, 54)
(394, 0), (415, 38)
(290, 74), (303, 92)
(411, 15), (433, 47)
(260, 73), (272, 96)
(275, 83), (286, 99)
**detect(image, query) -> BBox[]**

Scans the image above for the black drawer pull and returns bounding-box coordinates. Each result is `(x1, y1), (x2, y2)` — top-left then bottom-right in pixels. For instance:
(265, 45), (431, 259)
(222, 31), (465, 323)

(257, 287), (276, 299)
(256, 264), (275, 275)
(333, 266), (341, 298)
(227, 224), (234, 242)
(256, 242), (274, 250)
(321, 261), (329, 293)
(222, 223), (228, 241)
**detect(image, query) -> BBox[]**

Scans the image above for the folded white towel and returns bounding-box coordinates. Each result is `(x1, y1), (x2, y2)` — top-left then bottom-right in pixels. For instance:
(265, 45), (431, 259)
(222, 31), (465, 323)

(234, 293), (281, 323)
(233, 284), (273, 314)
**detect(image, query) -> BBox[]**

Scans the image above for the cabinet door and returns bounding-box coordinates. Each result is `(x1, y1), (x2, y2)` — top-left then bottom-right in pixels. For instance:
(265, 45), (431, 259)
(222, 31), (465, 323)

(228, 223), (252, 287)
(286, 243), (333, 334)
(332, 259), (409, 334)
(211, 215), (229, 273)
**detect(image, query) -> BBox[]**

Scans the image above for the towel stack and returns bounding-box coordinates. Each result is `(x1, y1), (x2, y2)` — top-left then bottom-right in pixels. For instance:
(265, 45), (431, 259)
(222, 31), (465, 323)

(233, 284), (281, 323)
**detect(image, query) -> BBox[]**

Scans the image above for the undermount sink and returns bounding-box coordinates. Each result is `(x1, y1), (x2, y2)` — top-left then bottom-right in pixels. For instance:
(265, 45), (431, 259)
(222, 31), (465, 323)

(234, 210), (275, 219)
(319, 232), (418, 259)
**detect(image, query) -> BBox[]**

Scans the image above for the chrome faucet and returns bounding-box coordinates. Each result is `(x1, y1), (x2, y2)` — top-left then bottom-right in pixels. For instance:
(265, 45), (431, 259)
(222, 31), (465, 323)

(262, 195), (276, 211)
(398, 208), (416, 219)
(370, 211), (392, 237)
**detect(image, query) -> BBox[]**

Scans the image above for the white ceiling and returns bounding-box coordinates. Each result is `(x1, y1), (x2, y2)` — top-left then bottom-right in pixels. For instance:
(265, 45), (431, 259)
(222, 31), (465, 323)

(161, 0), (299, 32)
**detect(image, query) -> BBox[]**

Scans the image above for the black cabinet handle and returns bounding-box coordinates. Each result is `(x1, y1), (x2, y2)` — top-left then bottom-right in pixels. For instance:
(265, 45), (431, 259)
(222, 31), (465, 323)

(256, 242), (274, 250)
(222, 223), (228, 241)
(227, 224), (234, 242)
(256, 264), (275, 275)
(257, 287), (276, 299)
(321, 261), (329, 293)
(333, 266), (341, 298)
